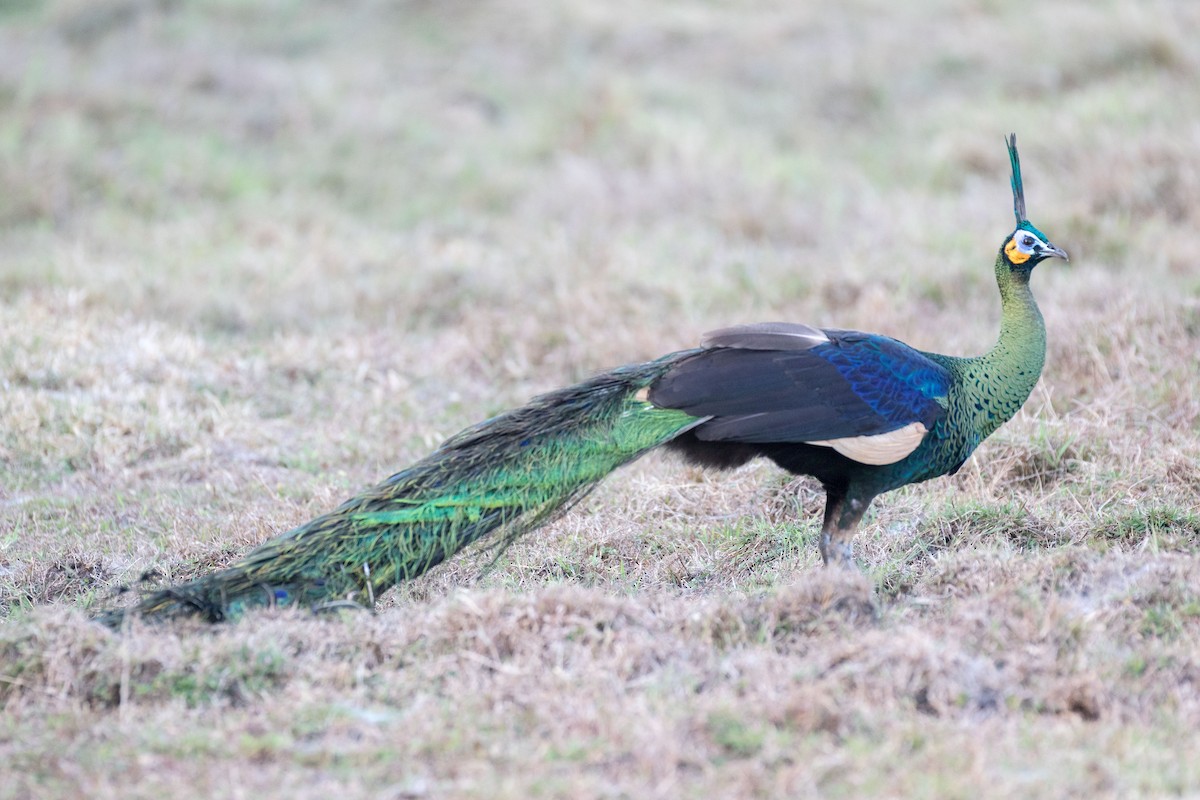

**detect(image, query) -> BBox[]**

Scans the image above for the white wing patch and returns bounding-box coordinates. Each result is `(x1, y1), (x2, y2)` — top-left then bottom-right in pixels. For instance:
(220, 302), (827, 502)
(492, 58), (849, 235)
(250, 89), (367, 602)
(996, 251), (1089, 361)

(808, 421), (929, 466)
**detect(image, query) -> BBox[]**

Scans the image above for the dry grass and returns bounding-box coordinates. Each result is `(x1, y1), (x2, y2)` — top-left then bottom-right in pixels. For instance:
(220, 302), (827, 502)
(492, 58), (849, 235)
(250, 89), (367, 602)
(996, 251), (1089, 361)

(2, 0), (1199, 797)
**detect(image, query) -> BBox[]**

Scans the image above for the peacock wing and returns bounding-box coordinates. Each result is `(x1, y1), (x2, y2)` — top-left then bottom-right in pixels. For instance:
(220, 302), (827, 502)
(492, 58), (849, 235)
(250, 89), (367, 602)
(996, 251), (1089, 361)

(649, 322), (951, 465)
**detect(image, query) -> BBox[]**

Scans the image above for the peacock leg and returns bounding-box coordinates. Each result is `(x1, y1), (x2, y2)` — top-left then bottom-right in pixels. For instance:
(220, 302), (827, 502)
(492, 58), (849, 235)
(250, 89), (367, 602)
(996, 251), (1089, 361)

(818, 490), (870, 568)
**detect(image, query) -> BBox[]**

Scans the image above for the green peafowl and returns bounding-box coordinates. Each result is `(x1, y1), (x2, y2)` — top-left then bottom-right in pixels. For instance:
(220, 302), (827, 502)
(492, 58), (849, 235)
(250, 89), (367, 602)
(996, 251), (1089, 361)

(98, 134), (1066, 626)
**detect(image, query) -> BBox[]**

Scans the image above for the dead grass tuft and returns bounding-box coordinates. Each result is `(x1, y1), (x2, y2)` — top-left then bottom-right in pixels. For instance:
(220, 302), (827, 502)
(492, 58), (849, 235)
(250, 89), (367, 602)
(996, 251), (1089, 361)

(755, 569), (878, 643)
(0, 608), (294, 710)
(430, 586), (652, 670)
(26, 554), (112, 605)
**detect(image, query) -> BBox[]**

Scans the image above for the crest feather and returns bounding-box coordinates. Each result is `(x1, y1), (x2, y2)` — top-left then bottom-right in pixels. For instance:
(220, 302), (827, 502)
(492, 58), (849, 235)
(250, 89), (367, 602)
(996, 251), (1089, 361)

(1007, 133), (1026, 224)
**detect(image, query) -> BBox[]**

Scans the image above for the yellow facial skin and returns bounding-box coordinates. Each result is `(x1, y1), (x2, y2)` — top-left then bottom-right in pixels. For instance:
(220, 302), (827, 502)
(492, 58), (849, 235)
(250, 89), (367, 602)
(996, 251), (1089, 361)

(1004, 236), (1031, 265)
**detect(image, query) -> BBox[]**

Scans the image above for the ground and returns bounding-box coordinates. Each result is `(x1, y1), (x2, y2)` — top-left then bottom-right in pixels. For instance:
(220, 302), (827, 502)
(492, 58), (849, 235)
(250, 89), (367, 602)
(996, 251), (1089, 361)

(2, 1), (1199, 797)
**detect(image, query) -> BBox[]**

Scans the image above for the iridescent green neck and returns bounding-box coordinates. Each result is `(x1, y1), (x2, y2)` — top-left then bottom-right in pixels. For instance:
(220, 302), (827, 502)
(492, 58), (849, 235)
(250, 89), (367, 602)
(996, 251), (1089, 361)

(963, 252), (1046, 438)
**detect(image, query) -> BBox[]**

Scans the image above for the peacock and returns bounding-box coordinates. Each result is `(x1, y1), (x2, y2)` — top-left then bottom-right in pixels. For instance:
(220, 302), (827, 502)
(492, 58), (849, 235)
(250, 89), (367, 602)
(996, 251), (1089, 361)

(98, 134), (1066, 626)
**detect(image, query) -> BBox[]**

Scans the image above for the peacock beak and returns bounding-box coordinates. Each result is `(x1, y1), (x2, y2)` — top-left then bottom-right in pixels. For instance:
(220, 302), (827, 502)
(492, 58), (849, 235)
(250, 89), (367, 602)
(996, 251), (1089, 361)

(1039, 242), (1069, 262)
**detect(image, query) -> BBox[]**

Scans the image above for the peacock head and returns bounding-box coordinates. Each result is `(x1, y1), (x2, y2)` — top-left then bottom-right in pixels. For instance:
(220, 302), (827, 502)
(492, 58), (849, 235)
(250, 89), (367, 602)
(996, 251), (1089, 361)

(1002, 134), (1068, 270)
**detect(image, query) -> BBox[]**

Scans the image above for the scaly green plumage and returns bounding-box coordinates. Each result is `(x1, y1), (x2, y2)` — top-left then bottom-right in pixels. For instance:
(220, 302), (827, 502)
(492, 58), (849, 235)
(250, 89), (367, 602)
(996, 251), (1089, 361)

(886, 245), (1049, 489)
(932, 252), (1047, 444)
(98, 134), (1067, 626)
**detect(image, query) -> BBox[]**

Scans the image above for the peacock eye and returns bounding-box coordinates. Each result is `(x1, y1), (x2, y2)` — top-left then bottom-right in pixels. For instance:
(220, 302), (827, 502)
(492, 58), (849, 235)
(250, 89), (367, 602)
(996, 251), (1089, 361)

(1022, 236), (1035, 247)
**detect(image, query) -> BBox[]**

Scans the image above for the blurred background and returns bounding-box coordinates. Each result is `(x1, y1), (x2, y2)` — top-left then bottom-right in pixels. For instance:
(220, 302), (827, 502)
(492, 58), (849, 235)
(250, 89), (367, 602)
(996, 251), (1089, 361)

(3, 0), (1196, 478)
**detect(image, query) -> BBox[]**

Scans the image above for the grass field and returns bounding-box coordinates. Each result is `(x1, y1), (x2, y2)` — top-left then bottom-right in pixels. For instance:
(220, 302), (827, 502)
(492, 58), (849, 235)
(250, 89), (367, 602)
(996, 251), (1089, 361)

(2, 0), (1199, 797)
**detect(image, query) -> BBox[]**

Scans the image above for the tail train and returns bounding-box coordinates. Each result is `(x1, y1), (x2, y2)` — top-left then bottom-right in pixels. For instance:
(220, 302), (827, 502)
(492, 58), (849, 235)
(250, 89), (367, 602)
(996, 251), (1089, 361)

(99, 355), (703, 625)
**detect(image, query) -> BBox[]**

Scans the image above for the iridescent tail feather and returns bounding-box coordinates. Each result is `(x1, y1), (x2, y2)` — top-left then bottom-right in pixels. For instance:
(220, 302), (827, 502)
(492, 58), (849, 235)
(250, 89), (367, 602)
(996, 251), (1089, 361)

(98, 358), (701, 625)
